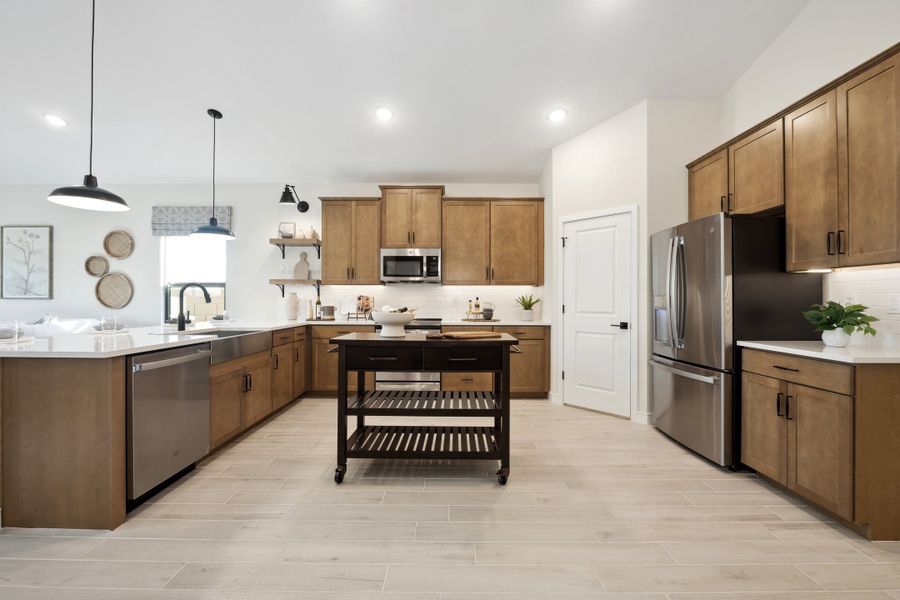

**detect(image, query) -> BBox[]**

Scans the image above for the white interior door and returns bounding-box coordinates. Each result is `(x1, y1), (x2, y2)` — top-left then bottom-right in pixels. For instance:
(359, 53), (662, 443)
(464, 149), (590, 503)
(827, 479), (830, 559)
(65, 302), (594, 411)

(562, 212), (632, 417)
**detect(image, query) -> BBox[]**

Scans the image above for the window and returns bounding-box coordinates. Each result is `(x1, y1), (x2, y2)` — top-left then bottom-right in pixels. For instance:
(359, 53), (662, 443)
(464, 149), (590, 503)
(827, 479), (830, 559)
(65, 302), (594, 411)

(162, 236), (227, 322)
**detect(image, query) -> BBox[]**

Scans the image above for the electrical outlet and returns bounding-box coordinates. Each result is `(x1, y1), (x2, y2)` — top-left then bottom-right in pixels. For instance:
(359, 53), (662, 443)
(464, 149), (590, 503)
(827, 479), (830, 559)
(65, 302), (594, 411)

(888, 295), (900, 315)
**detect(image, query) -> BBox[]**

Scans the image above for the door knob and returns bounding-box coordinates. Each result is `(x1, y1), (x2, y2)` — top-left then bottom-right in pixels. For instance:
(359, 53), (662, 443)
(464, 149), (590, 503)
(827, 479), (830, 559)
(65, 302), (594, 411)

(610, 322), (629, 330)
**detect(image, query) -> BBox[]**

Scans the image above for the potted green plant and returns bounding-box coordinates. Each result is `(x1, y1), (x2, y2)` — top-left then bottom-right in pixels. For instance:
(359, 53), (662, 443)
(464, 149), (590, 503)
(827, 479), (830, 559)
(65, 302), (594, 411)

(802, 301), (878, 348)
(515, 294), (542, 322)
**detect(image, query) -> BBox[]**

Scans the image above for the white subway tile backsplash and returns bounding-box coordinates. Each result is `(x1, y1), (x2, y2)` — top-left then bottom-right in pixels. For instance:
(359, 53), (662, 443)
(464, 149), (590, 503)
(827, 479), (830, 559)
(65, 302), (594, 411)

(825, 266), (900, 338)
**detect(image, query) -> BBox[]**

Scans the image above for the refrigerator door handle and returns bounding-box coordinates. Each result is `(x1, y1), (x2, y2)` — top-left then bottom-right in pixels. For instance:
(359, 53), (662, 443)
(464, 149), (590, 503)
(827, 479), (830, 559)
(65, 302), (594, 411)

(649, 360), (719, 385)
(666, 237), (678, 349)
(676, 236), (687, 346)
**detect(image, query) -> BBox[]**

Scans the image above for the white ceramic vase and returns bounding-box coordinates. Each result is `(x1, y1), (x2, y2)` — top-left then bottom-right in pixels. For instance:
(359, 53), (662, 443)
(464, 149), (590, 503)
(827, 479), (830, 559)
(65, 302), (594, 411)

(520, 309), (534, 321)
(822, 328), (851, 347)
(284, 292), (300, 321)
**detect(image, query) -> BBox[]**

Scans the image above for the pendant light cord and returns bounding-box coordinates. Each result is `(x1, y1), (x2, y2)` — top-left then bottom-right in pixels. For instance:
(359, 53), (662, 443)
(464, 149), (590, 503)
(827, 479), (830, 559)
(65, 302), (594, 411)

(211, 114), (216, 213)
(89, 0), (95, 175)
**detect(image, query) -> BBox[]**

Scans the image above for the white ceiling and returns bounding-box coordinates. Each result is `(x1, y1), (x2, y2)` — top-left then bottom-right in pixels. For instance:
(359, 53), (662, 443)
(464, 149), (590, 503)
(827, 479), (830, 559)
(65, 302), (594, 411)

(0, 0), (808, 185)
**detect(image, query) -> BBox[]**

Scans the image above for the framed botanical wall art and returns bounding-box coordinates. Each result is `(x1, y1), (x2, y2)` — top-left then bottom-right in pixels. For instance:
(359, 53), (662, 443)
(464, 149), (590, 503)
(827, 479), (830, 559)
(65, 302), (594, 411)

(1, 225), (53, 299)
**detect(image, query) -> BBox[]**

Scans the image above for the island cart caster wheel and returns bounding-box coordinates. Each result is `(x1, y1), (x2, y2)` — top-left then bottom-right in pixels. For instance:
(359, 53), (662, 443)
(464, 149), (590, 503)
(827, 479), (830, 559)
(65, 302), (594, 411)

(497, 468), (509, 485)
(334, 468), (345, 484)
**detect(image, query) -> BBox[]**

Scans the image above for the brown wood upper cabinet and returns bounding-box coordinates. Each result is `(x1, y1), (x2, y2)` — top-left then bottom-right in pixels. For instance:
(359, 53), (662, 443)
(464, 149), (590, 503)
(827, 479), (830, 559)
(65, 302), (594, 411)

(442, 200), (491, 285)
(688, 150), (728, 220)
(786, 55), (900, 271)
(836, 53), (900, 267)
(785, 91), (840, 271)
(728, 119), (784, 214)
(490, 201), (543, 285)
(689, 120), (784, 220)
(381, 186), (443, 248)
(321, 199), (381, 284)
(441, 198), (543, 286)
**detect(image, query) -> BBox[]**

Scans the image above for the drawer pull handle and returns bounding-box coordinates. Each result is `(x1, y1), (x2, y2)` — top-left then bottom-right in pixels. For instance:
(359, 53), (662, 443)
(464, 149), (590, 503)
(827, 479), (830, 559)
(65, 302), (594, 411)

(327, 347), (339, 354)
(461, 378), (474, 382)
(448, 357), (478, 362)
(511, 345), (523, 354)
(784, 395), (793, 420)
(775, 392), (784, 417)
(367, 356), (398, 361)
(773, 365), (800, 372)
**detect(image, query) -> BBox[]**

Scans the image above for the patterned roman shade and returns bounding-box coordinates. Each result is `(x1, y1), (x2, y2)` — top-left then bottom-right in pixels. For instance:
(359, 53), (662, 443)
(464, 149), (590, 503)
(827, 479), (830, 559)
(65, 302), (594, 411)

(151, 206), (233, 236)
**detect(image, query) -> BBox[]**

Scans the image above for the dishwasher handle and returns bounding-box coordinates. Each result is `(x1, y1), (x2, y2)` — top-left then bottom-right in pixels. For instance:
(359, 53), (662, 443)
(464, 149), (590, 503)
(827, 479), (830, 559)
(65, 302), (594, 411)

(132, 350), (211, 373)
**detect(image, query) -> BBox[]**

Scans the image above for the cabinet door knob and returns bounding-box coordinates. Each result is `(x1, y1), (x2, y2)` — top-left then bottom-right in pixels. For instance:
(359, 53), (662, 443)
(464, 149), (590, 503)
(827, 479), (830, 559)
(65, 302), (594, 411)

(720, 196), (726, 212)
(827, 232), (836, 256)
(775, 392), (784, 417)
(837, 230), (846, 255)
(274, 354), (279, 370)
(784, 395), (793, 420)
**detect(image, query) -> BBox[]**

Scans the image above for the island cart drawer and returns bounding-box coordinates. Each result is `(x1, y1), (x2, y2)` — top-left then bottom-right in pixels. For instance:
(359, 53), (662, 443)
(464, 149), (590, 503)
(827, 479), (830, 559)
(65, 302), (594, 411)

(425, 346), (502, 371)
(493, 326), (545, 340)
(272, 329), (294, 346)
(742, 348), (853, 395)
(346, 346), (424, 371)
(311, 325), (373, 339)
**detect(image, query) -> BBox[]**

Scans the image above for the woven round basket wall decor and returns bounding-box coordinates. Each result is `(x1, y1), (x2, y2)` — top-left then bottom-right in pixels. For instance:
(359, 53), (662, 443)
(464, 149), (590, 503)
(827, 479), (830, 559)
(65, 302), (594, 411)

(96, 272), (134, 309)
(103, 229), (135, 259)
(84, 255), (109, 277)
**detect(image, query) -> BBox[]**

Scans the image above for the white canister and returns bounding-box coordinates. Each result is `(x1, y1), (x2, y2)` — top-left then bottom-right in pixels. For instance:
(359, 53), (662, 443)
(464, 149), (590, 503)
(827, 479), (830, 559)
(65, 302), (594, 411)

(285, 292), (300, 320)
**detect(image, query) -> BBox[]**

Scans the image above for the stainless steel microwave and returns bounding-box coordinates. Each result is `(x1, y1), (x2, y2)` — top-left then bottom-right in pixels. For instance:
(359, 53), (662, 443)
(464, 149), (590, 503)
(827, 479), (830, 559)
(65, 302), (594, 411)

(380, 248), (441, 283)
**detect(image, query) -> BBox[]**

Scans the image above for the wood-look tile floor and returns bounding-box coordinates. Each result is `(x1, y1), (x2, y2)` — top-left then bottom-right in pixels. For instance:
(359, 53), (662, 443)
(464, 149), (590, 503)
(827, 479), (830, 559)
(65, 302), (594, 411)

(1, 398), (899, 599)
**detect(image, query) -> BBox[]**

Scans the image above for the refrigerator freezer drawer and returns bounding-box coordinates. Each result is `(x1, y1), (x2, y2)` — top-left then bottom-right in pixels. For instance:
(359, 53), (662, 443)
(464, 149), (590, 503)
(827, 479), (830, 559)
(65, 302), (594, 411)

(650, 357), (733, 467)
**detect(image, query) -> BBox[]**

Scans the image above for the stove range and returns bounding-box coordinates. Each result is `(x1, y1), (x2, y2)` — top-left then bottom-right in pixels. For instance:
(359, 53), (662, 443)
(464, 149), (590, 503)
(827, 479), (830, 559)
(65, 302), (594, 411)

(374, 318), (442, 391)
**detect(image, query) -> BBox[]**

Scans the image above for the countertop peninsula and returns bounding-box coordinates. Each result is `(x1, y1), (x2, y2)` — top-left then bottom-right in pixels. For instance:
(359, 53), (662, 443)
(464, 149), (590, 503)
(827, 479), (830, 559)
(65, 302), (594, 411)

(737, 339), (900, 364)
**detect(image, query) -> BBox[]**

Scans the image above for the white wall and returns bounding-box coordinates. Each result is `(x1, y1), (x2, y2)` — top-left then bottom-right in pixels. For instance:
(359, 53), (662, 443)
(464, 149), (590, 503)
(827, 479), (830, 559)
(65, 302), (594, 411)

(0, 182), (540, 326)
(546, 99), (721, 419)
(719, 0), (900, 140)
(548, 101), (648, 415)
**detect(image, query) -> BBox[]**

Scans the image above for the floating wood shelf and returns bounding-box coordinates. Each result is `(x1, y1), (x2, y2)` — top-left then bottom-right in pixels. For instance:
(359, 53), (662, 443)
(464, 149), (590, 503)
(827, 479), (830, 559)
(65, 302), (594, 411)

(346, 425), (500, 460)
(269, 238), (322, 259)
(268, 278), (322, 297)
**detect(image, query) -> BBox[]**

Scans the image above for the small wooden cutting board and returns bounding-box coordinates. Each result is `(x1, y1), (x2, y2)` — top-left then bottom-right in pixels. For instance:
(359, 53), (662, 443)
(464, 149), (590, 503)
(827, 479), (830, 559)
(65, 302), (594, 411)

(426, 331), (501, 339)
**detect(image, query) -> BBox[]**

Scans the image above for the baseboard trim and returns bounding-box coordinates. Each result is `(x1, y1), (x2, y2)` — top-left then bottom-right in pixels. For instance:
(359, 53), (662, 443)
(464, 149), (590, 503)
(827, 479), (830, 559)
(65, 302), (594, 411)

(548, 391), (562, 405)
(632, 410), (651, 425)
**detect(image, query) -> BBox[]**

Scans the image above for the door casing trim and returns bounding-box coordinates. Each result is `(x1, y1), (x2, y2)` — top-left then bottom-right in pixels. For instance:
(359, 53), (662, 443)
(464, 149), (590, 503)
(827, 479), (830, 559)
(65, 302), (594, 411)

(557, 204), (639, 420)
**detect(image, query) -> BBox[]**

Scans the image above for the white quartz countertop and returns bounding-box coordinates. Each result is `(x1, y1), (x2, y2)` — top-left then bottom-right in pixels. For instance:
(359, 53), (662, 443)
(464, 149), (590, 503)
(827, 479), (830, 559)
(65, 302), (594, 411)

(737, 340), (900, 364)
(0, 318), (551, 359)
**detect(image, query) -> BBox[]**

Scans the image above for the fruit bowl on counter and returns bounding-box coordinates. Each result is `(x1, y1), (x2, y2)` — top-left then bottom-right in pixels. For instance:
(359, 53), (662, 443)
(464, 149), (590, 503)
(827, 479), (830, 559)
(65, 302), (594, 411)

(371, 308), (415, 337)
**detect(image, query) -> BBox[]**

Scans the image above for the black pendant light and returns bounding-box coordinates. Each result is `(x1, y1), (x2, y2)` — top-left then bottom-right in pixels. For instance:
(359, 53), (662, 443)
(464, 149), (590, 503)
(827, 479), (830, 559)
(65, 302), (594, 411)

(48, 0), (128, 212)
(279, 185), (310, 213)
(192, 109), (235, 240)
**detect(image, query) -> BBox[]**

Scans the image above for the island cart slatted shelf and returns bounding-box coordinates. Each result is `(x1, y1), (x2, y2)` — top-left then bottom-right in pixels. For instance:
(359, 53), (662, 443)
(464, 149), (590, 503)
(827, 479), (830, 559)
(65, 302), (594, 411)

(330, 332), (518, 484)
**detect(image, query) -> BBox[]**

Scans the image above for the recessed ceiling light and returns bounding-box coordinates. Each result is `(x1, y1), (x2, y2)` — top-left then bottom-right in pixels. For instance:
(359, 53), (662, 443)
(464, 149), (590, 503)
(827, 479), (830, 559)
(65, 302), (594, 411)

(547, 108), (568, 123)
(375, 107), (395, 122)
(43, 114), (68, 127)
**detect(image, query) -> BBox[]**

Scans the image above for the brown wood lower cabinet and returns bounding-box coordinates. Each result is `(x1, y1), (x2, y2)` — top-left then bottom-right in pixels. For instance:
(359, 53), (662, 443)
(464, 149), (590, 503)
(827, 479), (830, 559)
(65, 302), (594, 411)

(210, 367), (246, 449)
(210, 327), (309, 450)
(310, 326), (375, 392)
(271, 343), (293, 411)
(439, 325), (550, 397)
(741, 348), (900, 539)
(292, 337), (307, 399)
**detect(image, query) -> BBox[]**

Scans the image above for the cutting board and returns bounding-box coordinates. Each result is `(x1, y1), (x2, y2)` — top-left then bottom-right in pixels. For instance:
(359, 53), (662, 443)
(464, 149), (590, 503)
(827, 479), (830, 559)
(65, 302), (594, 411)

(426, 331), (501, 339)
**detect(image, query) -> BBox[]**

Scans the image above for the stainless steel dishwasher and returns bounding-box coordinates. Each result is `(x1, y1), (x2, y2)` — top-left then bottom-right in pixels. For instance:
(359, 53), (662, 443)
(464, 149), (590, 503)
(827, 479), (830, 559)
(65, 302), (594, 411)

(127, 343), (211, 500)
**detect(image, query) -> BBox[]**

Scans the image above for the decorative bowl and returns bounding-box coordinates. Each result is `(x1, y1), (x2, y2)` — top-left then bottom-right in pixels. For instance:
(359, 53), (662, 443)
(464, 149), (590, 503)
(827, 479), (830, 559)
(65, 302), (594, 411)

(371, 311), (416, 337)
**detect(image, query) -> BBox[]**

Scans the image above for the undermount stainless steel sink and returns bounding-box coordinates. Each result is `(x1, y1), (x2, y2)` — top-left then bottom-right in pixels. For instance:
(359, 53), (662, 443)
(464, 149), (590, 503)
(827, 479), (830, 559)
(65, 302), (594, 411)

(185, 330), (271, 364)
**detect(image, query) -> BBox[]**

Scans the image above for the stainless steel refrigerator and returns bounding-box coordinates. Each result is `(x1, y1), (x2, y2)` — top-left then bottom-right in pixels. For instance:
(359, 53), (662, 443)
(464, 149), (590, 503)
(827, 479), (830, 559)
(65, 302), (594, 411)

(650, 213), (822, 467)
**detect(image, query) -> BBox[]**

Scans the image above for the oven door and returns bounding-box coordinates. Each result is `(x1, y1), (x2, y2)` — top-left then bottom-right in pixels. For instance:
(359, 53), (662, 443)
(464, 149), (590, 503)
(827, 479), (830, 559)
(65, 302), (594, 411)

(375, 371), (441, 392)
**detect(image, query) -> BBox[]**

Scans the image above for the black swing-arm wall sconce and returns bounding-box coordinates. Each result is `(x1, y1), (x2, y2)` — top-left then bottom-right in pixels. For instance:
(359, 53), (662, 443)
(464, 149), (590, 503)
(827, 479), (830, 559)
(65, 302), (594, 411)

(279, 185), (310, 213)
